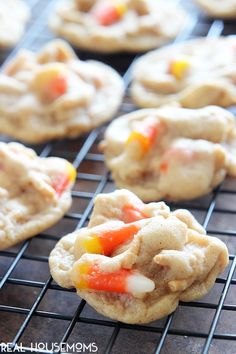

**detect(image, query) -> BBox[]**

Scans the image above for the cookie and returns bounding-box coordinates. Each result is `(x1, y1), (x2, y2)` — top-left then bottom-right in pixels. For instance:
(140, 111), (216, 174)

(101, 106), (236, 201)
(0, 40), (124, 143)
(0, 0), (30, 48)
(131, 37), (236, 108)
(0, 142), (76, 249)
(49, 189), (229, 324)
(49, 0), (186, 53)
(195, 0), (236, 18)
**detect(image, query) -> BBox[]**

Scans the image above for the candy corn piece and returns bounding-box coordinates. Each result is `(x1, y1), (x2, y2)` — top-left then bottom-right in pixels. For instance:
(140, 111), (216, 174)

(72, 262), (155, 294)
(32, 63), (68, 101)
(48, 76), (67, 101)
(77, 223), (139, 256)
(92, 2), (127, 26)
(126, 124), (158, 155)
(168, 57), (191, 80)
(159, 160), (169, 174)
(121, 204), (149, 223)
(52, 162), (76, 196)
(160, 147), (194, 175)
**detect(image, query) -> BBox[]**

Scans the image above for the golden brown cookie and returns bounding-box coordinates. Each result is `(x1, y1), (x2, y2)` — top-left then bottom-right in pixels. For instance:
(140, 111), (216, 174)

(101, 106), (236, 201)
(0, 40), (124, 143)
(49, 189), (229, 324)
(131, 37), (236, 108)
(0, 142), (76, 249)
(49, 0), (186, 53)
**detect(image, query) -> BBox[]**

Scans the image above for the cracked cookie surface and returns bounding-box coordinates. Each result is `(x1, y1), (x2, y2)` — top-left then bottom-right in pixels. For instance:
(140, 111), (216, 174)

(131, 37), (236, 108)
(0, 40), (124, 143)
(49, 189), (229, 324)
(101, 106), (236, 201)
(0, 142), (76, 249)
(49, 0), (186, 53)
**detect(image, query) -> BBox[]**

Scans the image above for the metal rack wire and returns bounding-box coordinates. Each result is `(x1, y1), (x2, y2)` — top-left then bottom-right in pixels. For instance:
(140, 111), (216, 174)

(0, 0), (235, 353)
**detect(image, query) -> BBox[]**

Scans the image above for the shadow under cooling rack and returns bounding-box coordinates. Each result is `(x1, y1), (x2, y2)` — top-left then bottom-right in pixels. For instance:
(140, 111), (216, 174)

(0, 1), (235, 354)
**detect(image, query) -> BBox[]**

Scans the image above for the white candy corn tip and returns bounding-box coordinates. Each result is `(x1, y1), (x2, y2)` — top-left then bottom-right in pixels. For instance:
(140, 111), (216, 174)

(127, 274), (155, 294)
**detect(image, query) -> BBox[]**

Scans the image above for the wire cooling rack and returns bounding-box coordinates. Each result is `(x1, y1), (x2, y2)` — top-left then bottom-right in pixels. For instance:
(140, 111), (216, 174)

(0, 1), (235, 353)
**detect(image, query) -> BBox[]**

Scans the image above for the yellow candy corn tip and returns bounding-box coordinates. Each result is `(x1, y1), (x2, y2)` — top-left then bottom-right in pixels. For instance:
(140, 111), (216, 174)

(126, 131), (150, 154)
(170, 59), (191, 80)
(78, 263), (90, 274)
(126, 131), (144, 144)
(115, 3), (127, 16)
(80, 235), (103, 254)
(71, 262), (89, 289)
(33, 63), (66, 89)
(75, 278), (88, 290)
(66, 162), (77, 183)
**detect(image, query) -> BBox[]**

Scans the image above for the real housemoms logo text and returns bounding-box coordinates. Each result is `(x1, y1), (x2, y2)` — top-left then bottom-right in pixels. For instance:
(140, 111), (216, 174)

(0, 342), (98, 353)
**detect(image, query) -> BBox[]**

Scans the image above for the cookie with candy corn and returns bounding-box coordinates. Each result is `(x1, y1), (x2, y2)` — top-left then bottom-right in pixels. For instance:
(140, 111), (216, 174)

(101, 106), (236, 201)
(49, 0), (186, 53)
(131, 37), (236, 108)
(0, 142), (76, 249)
(49, 189), (228, 324)
(0, 0), (30, 48)
(0, 40), (124, 143)
(195, 0), (236, 19)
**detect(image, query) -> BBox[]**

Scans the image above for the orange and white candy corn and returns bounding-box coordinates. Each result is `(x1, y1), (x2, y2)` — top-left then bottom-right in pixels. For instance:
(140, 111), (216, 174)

(126, 123), (160, 155)
(92, 1), (127, 26)
(32, 63), (68, 102)
(76, 223), (139, 256)
(160, 147), (195, 175)
(121, 203), (149, 223)
(72, 262), (155, 294)
(52, 162), (76, 196)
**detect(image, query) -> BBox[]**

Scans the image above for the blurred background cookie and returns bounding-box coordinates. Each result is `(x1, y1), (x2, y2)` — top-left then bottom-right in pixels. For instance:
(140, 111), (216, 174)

(0, 142), (76, 249)
(131, 37), (236, 108)
(49, 0), (186, 53)
(0, 0), (30, 48)
(0, 40), (124, 143)
(195, 0), (236, 18)
(101, 106), (236, 201)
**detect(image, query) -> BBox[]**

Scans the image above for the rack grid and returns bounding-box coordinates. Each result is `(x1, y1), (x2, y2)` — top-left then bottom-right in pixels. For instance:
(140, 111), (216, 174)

(0, 1), (235, 353)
